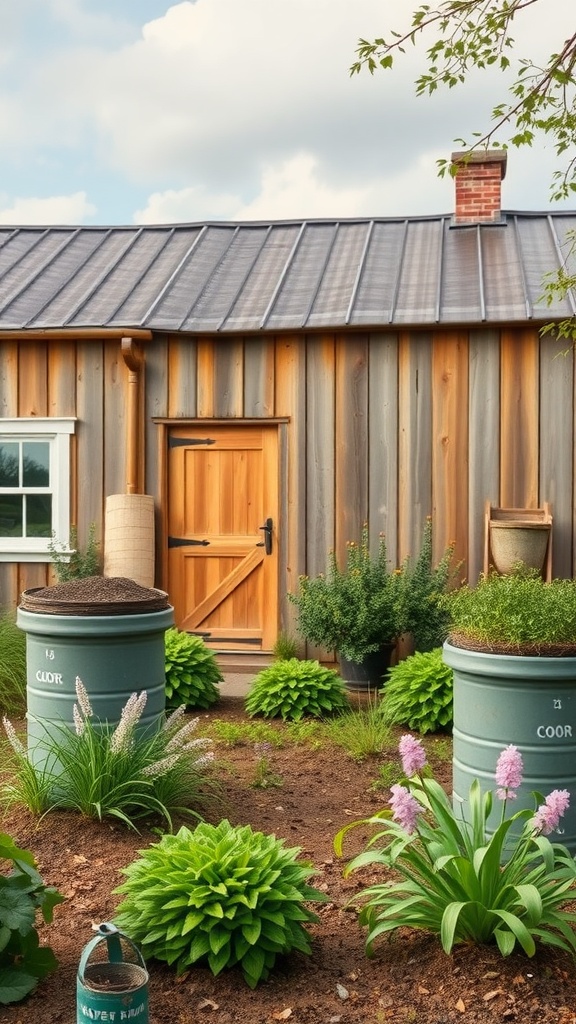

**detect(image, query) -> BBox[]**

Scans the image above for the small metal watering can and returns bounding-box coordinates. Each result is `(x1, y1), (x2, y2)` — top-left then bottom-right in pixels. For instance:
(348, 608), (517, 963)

(77, 922), (149, 1023)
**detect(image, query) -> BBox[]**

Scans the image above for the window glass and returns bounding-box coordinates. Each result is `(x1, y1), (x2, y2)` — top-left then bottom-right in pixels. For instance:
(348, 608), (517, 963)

(0, 443), (19, 487)
(0, 496), (23, 537)
(26, 495), (52, 537)
(23, 442), (50, 487)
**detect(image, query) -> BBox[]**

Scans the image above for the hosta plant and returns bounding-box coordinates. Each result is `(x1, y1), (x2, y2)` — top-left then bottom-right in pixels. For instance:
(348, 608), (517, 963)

(165, 628), (223, 709)
(114, 819), (326, 988)
(245, 658), (349, 721)
(381, 648), (453, 734)
(0, 832), (64, 1004)
(336, 736), (576, 959)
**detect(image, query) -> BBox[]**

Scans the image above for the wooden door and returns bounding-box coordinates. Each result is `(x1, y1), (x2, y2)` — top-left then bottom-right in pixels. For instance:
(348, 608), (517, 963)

(167, 424), (279, 651)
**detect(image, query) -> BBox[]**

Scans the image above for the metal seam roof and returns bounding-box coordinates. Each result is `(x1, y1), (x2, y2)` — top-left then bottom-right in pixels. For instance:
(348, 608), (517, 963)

(0, 212), (575, 333)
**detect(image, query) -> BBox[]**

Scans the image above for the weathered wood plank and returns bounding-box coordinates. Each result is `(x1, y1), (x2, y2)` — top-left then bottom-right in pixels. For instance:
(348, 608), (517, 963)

(468, 329), (501, 583)
(197, 339), (215, 417)
(48, 339), (76, 416)
(500, 329), (539, 507)
(18, 342), (48, 416)
(305, 334), (336, 660)
(274, 335), (306, 638)
(432, 331), (469, 572)
(103, 341), (127, 498)
(244, 337), (275, 417)
(167, 335), (197, 418)
(368, 332), (398, 565)
(335, 334), (368, 563)
(0, 341), (18, 416)
(398, 331), (433, 563)
(540, 336), (573, 577)
(214, 339), (244, 417)
(76, 342), (104, 548)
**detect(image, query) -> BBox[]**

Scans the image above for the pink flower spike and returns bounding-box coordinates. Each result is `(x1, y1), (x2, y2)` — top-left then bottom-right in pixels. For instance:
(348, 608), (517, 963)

(389, 784), (422, 834)
(495, 745), (523, 799)
(399, 734), (427, 777)
(531, 789), (570, 835)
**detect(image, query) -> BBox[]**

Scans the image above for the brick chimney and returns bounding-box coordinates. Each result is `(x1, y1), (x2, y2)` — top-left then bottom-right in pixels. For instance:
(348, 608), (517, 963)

(451, 149), (507, 224)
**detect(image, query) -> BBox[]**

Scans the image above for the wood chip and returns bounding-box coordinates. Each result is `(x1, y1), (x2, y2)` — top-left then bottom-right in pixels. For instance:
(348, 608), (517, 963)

(455, 997), (466, 1013)
(272, 1009), (292, 1020)
(483, 989), (505, 1002)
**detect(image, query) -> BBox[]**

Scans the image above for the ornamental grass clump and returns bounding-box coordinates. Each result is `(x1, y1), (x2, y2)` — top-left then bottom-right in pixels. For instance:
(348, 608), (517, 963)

(165, 628), (223, 709)
(114, 819), (326, 988)
(381, 648), (453, 734)
(445, 568), (576, 655)
(3, 679), (215, 830)
(336, 736), (576, 958)
(245, 658), (349, 720)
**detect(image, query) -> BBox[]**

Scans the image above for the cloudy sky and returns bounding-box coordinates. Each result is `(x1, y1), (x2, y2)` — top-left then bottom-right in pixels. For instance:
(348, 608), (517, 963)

(1, 0), (574, 225)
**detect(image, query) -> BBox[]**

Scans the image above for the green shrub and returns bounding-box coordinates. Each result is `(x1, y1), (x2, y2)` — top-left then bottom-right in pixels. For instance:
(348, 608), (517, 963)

(402, 517), (456, 652)
(381, 648), (453, 734)
(288, 526), (405, 662)
(48, 523), (100, 582)
(0, 611), (26, 714)
(114, 820), (325, 988)
(165, 628), (223, 709)
(0, 832), (64, 1004)
(245, 658), (349, 721)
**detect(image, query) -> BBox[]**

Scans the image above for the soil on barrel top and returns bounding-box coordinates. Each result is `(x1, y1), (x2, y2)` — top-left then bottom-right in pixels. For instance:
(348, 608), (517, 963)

(2, 696), (576, 1024)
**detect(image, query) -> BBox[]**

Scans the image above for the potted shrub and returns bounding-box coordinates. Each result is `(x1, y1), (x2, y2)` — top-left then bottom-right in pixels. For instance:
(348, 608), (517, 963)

(442, 569), (576, 851)
(288, 525), (405, 689)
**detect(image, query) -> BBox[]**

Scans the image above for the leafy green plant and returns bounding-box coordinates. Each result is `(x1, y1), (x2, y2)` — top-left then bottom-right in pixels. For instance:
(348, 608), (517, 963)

(444, 568), (576, 654)
(114, 819), (326, 988)
(272, 631), (300, 661)
(337, 735), (576, 958)
(3, 681), (215, 830)
(48, 523), (101, 582)
(370, 761), (404, 792)
(325, 704), (393, 761)
(245, 658), (349, 721)
(165, 628), (223, 709)
(288, 526), (406, 662)
(381, 648), (453, 734)
(0, 832), (64, 1004)
(0, 610), (26, 714)
(401, 517), (457, 652)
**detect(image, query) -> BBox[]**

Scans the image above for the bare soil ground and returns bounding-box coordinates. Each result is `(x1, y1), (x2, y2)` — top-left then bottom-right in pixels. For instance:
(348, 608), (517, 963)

(2, 696), (576, 1024)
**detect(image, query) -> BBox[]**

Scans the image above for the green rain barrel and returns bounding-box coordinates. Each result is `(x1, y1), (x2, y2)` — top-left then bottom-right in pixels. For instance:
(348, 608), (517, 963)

(17, 577), (174, 767)
(444, 640), (576, 852)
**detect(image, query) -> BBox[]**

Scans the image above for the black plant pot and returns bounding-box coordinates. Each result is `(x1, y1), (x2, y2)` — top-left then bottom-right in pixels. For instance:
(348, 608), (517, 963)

(338, 644), (396, 691)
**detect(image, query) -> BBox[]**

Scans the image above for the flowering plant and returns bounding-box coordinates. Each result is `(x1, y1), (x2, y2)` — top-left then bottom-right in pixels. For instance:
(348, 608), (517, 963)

(335, 736), (576, 957)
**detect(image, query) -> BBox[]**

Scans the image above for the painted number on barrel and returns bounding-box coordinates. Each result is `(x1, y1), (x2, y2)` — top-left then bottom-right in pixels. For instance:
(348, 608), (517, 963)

(554, 699), (562, 709)
(45, 648), (55, 660)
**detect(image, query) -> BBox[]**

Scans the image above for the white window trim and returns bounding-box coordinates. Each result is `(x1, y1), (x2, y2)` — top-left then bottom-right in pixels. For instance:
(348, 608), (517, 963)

(0, 418), (76, 562)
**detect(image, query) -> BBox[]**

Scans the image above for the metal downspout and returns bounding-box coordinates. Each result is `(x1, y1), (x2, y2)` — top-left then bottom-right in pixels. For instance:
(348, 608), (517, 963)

(121, 337), (144, 495)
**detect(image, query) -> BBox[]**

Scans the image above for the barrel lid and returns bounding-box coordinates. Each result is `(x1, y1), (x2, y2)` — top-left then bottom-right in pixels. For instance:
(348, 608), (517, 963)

(20, 576), (169, 615)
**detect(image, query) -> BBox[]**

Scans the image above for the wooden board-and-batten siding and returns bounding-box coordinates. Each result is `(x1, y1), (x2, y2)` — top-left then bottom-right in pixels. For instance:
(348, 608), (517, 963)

(0, 328), (574, 647)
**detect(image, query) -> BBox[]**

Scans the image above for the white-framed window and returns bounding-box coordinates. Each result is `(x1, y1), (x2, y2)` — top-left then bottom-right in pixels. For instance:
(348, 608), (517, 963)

(0, 418), (76, 562)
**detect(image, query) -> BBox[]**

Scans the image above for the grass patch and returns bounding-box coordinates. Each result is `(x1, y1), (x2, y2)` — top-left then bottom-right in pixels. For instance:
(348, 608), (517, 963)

(206, 719), (284, 748)
(0, 611), (26, 715)
(324, 704), (394, 761)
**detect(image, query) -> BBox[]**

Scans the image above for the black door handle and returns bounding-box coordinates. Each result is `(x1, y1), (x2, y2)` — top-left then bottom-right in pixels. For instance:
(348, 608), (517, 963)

(257, 517), (273, 555)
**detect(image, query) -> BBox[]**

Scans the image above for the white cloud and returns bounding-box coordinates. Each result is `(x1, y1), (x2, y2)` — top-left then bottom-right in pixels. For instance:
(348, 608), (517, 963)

(0, 0), (574, 222)
(0, 192), (96, 224)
